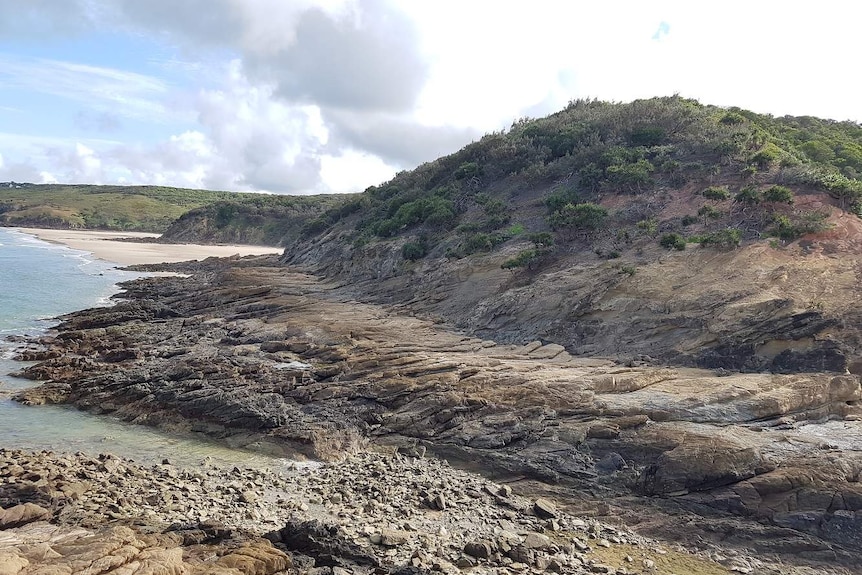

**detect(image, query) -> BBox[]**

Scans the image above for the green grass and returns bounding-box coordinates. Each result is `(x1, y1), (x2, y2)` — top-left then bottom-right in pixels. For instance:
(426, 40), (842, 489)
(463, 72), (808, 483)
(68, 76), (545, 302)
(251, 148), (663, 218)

(0, 184), (246, 232)
(0, 184), (343, 237)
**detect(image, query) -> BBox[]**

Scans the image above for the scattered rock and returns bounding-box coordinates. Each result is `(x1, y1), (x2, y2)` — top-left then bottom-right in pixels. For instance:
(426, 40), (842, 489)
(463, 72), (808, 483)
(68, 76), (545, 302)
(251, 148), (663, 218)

(533, 498), (558, 519)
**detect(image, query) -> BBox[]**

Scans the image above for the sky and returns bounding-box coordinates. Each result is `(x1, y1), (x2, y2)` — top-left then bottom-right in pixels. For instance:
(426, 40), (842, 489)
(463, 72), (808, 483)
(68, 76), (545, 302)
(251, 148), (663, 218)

(0, 1), (859, 195)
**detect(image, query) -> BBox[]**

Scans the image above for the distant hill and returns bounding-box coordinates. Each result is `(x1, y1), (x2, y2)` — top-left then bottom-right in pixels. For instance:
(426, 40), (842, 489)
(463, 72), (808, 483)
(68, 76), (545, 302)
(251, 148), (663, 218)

(0, 184), (342, 245)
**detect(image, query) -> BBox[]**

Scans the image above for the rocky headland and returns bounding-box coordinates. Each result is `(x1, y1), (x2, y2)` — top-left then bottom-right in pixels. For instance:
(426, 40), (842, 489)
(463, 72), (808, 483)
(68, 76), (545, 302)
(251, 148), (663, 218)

(6, 255), (862, 574)
(6, 98), (862, 573)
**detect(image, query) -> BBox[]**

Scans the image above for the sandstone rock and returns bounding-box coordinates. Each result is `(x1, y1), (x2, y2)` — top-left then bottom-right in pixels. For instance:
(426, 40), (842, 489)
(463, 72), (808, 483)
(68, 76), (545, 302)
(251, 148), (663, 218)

(0, 504), (50, 529)
(379, 528), (409, 547)
(522, 532), (551, 550)
(0, 552), (28, 574)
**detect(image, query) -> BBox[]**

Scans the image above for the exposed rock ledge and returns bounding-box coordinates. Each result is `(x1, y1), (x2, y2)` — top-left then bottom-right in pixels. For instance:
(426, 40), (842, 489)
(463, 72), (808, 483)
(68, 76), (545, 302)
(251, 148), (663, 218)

(8, 256), (862, 573)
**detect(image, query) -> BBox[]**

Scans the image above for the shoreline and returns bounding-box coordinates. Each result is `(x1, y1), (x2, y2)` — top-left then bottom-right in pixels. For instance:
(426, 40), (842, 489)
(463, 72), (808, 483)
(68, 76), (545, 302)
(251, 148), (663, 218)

(12, 227), (283, 266)
(12, 256), (861, 573)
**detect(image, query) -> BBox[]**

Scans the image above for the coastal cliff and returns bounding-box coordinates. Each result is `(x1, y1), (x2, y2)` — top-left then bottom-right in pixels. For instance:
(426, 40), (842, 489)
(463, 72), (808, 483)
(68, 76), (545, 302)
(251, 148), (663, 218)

(5, 97), (862, 573)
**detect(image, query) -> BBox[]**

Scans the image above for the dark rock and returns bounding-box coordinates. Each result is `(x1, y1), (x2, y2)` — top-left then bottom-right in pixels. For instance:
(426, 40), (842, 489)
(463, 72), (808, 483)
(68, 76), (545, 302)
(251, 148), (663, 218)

(464, 540), (494, 559)
(278, 519), (379, 567)
(534, 498), (558, 519)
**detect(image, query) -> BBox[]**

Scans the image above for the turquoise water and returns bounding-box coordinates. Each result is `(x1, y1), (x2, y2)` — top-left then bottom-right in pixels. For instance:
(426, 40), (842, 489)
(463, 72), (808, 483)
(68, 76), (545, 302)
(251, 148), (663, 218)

(0, 228), (282, 468)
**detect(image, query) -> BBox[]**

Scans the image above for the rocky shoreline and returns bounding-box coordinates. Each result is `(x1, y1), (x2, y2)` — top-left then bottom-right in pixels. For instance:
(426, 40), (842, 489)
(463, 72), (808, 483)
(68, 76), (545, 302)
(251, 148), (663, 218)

(5, 255), (862, 573)
(0, 448), (749, 574)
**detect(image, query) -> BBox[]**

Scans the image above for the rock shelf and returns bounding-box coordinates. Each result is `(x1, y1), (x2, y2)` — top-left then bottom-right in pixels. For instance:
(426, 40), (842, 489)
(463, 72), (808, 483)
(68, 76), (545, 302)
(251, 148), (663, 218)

(6, 256), (862, 573)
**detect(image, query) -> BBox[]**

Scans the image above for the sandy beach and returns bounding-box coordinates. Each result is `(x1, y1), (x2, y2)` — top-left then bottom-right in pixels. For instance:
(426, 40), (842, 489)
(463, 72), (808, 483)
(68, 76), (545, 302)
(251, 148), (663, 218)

(14, 227), (283, 266)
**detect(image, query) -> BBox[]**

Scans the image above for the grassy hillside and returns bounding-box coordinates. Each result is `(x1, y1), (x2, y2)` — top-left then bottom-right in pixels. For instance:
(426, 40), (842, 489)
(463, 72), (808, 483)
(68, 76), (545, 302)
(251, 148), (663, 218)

(0, 184), (247, 232)
(294, 96), (862, 263)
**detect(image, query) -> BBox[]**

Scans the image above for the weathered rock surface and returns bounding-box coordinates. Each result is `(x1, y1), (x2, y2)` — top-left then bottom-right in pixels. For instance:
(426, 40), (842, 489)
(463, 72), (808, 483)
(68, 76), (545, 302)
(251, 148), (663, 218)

(285, 208), (862, 376)
(0, 448), (744, 574)
(8, 256), (862, 572)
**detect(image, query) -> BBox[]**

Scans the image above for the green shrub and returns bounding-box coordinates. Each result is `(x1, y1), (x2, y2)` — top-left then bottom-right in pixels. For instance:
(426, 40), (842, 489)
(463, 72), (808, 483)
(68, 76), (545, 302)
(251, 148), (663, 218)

(719, 111), (746, 125)
(482, 198), (509, 216)
(548, 202), (608, 231)
(734, 186), (762, 206)
(501, 249), (539, 269)
(454, 162), (481, 180)
(629, 126), (666, 147)
(763, 185), (794, 204)
(301, 217), (330, 237)
(659, 233), (686, 251)
(372, 218), (400, 237)
(463, 232), (505, 254)
(769, 211), (831, 241)
(545, 187), (580, 214)
(506, 223), (525, 236)
(700, 228), (742, 249)
(636, 218), (658, 235)
(697, 205), (723, 219)
(578, 163), (604, 191)
(681, 215), (699, 226)
(702, 186), (731, 201)
(751, 143), (782, 168)
(714, 140), (742, 157)
(606, 159), (655, 191)
(800, 140), (835, 163)
(402, 241), (428, 261)
(528, 232), (555, 247)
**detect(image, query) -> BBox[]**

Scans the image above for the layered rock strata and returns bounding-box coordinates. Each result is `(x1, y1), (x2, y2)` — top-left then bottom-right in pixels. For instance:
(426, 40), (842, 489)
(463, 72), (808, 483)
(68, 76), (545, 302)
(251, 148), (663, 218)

(8, 256), (862, 572)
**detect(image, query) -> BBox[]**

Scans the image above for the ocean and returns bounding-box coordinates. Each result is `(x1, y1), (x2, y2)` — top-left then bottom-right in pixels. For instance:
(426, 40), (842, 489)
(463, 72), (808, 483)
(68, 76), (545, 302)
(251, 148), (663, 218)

(0, 228), (281, 467)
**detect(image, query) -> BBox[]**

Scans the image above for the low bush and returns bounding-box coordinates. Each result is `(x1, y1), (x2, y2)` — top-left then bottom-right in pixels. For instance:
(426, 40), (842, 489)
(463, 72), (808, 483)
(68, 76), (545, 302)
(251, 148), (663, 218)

(699, 228), (742, 249)
(681, 215), (699, 226)
(401, 240), (428, 261)
(659, 233), (686, 251)
(702, 186), (731, 201)
(501, 249), (539, 269)
(763, 185), (794, 204)
(548, 202), (608, 231)
(734, 186), (762, 206)
(698, 205), (723, 219)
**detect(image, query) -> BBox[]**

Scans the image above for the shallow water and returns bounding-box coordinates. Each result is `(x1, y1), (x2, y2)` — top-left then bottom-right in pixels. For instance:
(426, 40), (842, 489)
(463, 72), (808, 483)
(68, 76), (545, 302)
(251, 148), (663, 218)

(0, 228), (288, 469)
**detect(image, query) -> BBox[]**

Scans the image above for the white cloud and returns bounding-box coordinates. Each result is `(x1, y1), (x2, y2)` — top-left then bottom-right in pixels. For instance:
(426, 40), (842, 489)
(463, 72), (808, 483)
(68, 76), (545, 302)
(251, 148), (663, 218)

(0, 0), (860, 195)
(320, 150), (395, 193)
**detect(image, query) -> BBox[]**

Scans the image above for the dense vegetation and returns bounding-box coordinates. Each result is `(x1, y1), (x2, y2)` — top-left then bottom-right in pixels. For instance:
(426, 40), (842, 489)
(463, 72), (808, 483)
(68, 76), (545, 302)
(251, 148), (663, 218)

(161, 194), (343, 246)
(4, 97), (859, 257)
(296, 96), (860, 267)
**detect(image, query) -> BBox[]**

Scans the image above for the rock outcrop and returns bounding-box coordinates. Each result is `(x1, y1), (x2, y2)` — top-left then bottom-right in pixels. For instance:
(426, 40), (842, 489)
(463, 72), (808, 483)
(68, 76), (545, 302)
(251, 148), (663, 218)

(8, 256), (862, 572)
